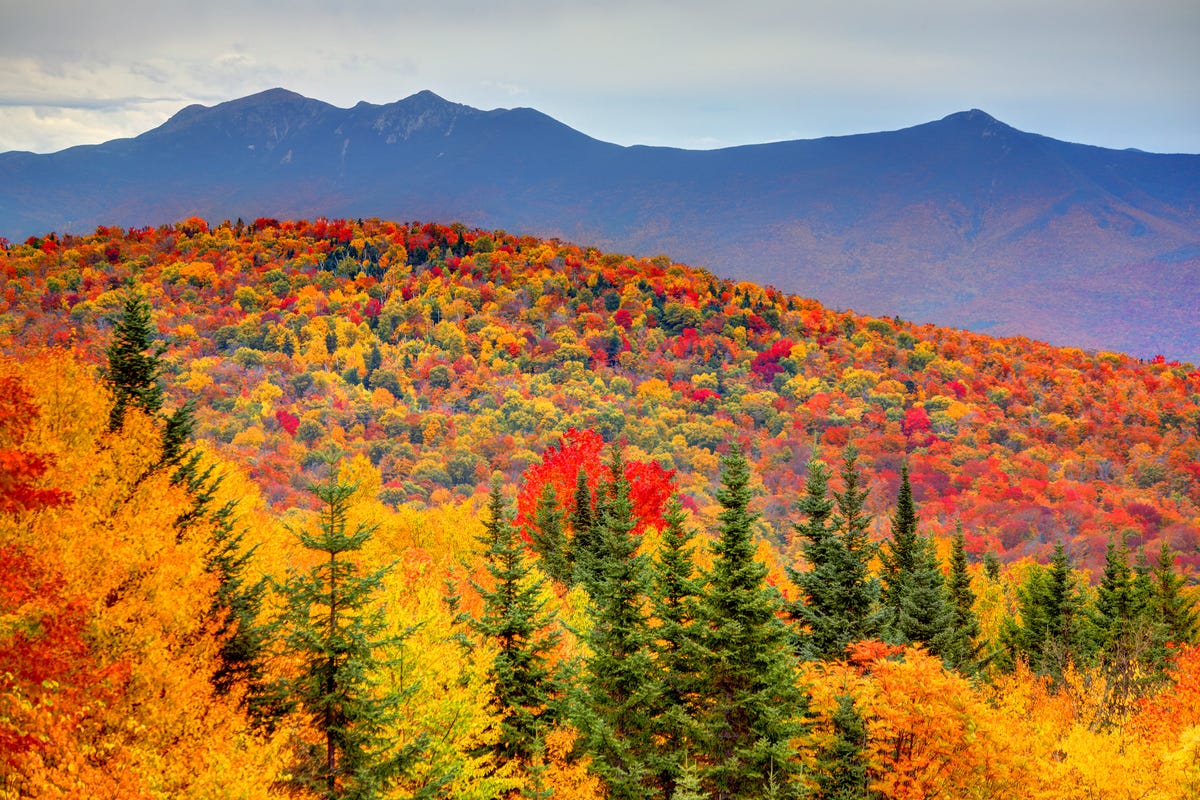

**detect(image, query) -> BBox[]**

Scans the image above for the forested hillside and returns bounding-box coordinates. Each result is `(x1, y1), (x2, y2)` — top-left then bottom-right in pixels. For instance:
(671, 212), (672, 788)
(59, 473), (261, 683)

(2, 218), (1199, 799)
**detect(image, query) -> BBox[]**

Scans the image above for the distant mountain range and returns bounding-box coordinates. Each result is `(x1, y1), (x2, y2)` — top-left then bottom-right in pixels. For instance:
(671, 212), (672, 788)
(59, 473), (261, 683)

(2, 88), (1197, 361)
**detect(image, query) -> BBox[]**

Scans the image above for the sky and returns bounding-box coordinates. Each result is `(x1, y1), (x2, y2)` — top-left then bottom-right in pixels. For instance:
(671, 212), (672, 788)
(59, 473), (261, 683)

(1, 0), (1197, 155)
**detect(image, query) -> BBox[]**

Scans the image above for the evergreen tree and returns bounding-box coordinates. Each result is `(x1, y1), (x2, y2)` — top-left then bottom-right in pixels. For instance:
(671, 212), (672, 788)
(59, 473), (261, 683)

(577, 446), (658, 799)
(527, 481), (571, 585)
(649, 498), (707, 797)
(880, 464), (954, 655)
(278, 455), (429, 799)
(471, 477), (561, 768)
(1093, 537), (1138, 658)
(880, 463), (919, 628)
(570, 466), (602, 592)
(788, 450), (881, 660)
(1149, 541), (1198, 658)
(697, 444), (804, 799)
(104, 289), (165, 432)
(1001, 541), (1084, 678)
(942, 522), (983, 672)
(813, 695), (871, 800)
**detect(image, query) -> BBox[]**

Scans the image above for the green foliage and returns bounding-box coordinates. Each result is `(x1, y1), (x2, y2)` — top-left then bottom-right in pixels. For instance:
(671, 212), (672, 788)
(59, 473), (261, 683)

(812, 695), (871, 800)
(104, 289), (165, 432)
(942, 521), (984, 672)
(527, 481), (571, 585)
(789, 449), (882, 661)
(470, 477), (561, 766)
(277, 455), (430, 799)
(577, 446), (658, 799)
(697, 444), (804, 798)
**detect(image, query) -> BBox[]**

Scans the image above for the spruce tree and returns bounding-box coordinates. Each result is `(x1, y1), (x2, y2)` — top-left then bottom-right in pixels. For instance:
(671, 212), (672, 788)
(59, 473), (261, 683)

(570, 466), (602, 592)
(471, 477), (561, 767)
(813, 695), (870, 800)
(788, 450), (881, 660)
(1150, 541), (1198, 656)
(1001, 541), (1084, 678)
(942, 522), (983, 673)
(880, 463), (919, 630)
(577, 446), (657, 799)
(880, 464), (954, 655)
(1093, 538), (1138, 658)
(104, 289), (165, 432)
(278, 456), (428, 799)
(649, 498), (707, 797)
(697, 444), (804, 799)
(527, 481), (572, 585)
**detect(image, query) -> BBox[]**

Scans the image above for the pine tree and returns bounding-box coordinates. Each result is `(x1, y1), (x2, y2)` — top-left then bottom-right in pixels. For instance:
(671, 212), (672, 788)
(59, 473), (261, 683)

(813, 695), (871, 800)
(577, 446), (657, 799)
(527, 481), (571, 585)
(470, 477), (561, 767)
(942, 522), (983, 672)
(104, 289), (165, 432)
(649, 498), (707, 797)
(278, 455), (428, 799)
(1093, 537), (1138, 657)
(697, 444), (804, 799)
(1001, 541), (1084, 678)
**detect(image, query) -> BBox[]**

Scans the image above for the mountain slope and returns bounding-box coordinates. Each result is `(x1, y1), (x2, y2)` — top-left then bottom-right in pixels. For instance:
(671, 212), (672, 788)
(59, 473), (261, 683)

(1, 92), (1198, 360)
(2, 219), (1197, 580)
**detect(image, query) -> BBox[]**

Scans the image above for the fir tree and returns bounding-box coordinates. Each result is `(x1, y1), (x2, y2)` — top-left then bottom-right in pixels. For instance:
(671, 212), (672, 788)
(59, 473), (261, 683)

(942, 521), (983, 672)
(880, 463), (919, 628)
(697, 444), (804, 799)
(277, 455), (429, 799)
(104, 289), (165, 432)
(1001, 541), (1084, 678)
(1150, 541), (1198, 656)
(813, 695), (871, 800)
(470, 477), (561, 767)
(1093, 537), (1138, 658)
(880, 464), (954, 655)
(649, 498), (707, 797)
(788, 450), (881, 660)
(527, 481), (572, 585)
(577, 446), (658, 799)
(570, 466), (602, 592)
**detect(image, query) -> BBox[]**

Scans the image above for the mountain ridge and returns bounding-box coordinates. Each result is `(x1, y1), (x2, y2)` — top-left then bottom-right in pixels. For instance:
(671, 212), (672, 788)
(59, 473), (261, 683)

(2, 89), (1197, 360)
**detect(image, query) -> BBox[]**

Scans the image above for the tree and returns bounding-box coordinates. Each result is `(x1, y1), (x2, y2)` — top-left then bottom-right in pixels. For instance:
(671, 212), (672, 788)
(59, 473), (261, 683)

(696, 444), (804, 799)
(104, 289), (165, 432)
(880, 464), (953, 657)
(812, 695), (871, 800)
(649, 497), (707, 797)
(570, 466), (602, 592)
(470, 477), (561, 768)
(576, 446), (658, 800)
(942, 522), (983, 673)
(278, 454), (427, 799)
(526, 481), (571, 585)
(1001, 541), (1084, 678)
(789, 450), (881, 661)
(1148, 541), (1198, 666)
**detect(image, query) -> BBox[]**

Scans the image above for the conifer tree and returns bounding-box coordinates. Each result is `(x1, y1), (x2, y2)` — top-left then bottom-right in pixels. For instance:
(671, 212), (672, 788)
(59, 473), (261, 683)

(471, 477), (561, 767)
(880, 464), (954, 655)
(570, 466), (602, 592)
(880, 463), (919, 627)
(278, 455), (428, 799)
(527, 481), (572, 585)
(813, 695), (871, 800)
(649, 498), (707, 797)
(577, 446), (657, 799)
(1001, 541), (1084, 677)
(1093, 537), (1138, 657)
(790, 449), (882, 660)
(697, 444), (804, 799)
(942, 521), (983, 672)
(104, 289), (164, 432)
(1150, 541), (1198, 656)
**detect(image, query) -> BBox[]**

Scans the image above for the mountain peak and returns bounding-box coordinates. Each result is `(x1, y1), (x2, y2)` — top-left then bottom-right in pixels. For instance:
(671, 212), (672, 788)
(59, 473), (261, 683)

(936, 108), (1020, 135)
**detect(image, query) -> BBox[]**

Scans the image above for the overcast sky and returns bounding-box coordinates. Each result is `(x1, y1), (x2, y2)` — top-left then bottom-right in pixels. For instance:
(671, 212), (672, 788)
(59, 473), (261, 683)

(1, 0), (1196, 155)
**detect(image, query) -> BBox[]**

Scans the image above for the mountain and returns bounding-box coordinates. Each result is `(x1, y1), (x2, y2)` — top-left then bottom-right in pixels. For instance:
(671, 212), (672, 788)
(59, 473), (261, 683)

(2, 90), (1198, 361)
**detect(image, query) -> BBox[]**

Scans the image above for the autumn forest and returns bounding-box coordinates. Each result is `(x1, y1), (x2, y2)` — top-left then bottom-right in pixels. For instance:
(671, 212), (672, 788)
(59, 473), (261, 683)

(2, 218), (1199, 799)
